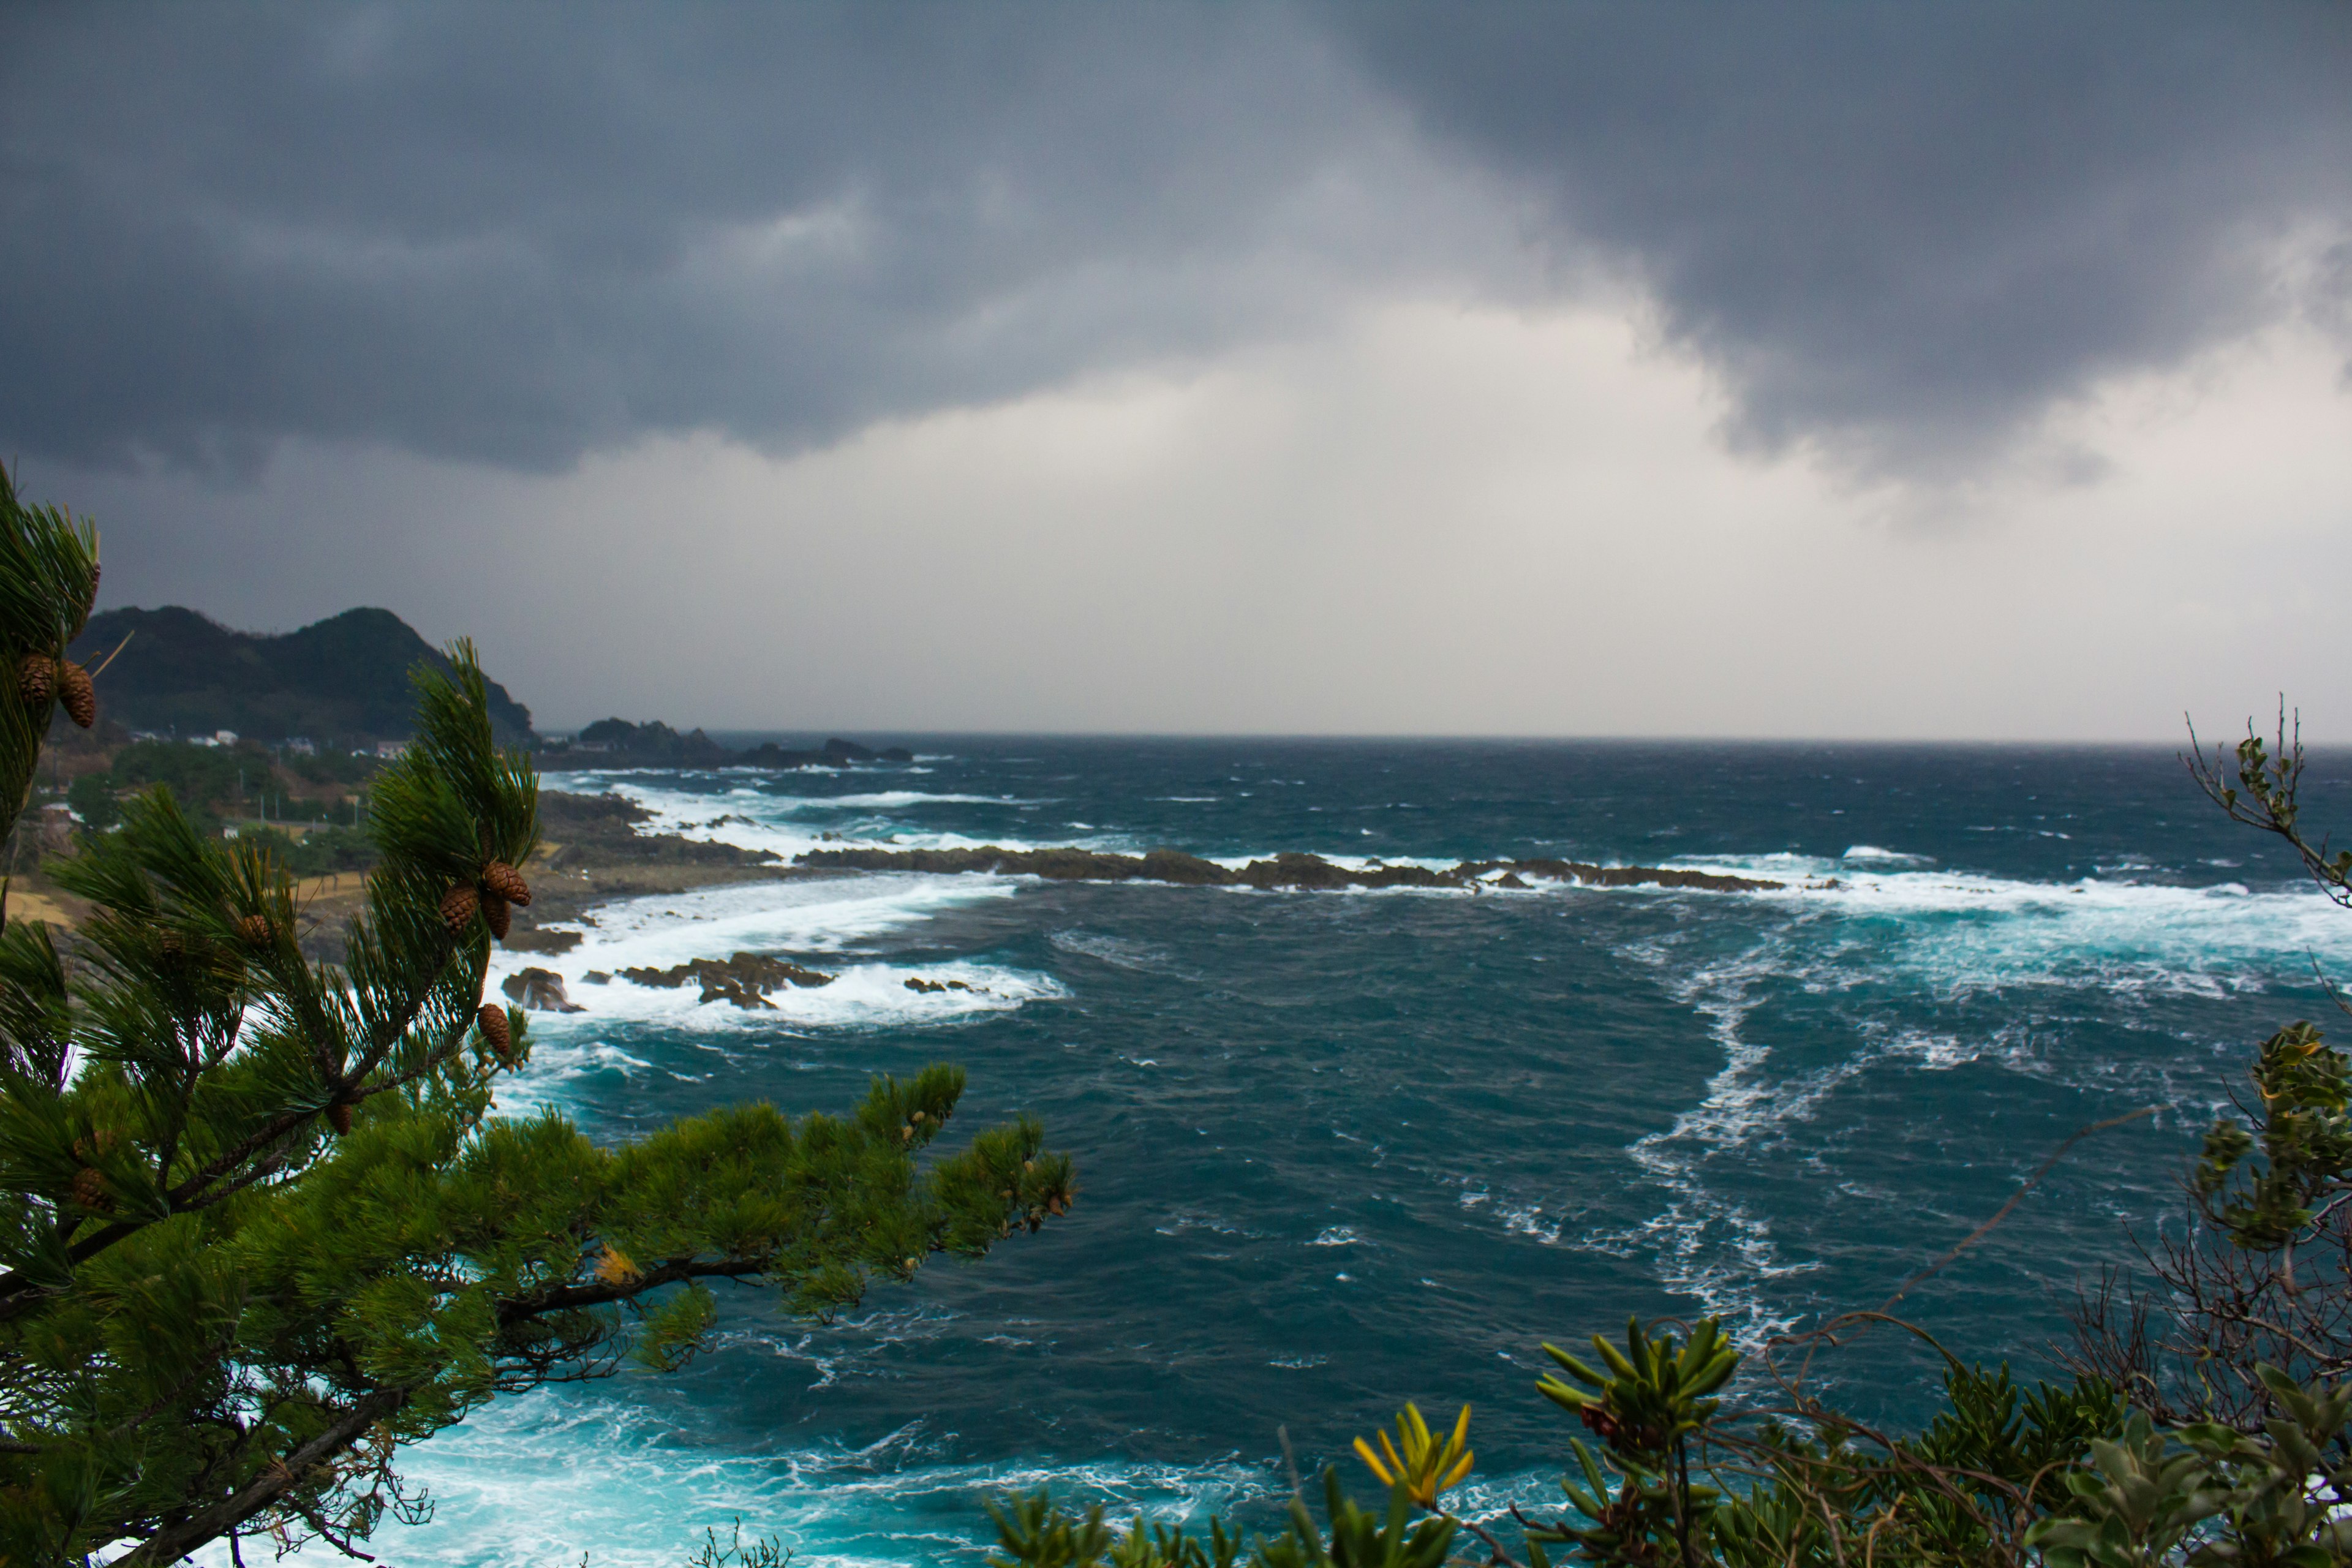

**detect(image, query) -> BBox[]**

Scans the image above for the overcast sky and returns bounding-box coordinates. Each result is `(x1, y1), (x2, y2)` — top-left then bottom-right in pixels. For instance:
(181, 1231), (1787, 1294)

(5, 2), (2348, 738)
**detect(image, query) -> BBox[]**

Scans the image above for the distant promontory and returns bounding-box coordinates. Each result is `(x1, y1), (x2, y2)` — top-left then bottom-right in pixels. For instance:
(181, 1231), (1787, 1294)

(543, 720), (913, 770)
(71, 606), (535, 746)
(67, 605), (916, 769)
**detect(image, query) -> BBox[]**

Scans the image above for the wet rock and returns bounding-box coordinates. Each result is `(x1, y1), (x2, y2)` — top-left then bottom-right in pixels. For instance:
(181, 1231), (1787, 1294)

(905, 976), (976, 994)
(1239, 853), (1352, 891)
(1140, 848), (1237, 885)
(502, 967), (586, 1013)
(700, 978), (775, 1010)
(617, 951), (836, 1008)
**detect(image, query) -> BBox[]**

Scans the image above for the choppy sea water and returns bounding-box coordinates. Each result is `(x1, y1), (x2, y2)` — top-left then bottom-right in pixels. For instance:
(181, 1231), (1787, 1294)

(315, 741), (2352, 1566)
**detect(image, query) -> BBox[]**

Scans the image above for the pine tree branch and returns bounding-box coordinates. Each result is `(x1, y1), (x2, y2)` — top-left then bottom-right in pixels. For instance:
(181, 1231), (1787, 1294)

(110, 1383), (415, 1567)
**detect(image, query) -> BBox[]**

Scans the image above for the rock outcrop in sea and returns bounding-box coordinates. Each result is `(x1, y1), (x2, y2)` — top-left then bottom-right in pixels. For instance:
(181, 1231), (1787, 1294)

(616, 951), (838, 1009)
(794, 845), (1781, 893)
(502, 967), (587, 1012)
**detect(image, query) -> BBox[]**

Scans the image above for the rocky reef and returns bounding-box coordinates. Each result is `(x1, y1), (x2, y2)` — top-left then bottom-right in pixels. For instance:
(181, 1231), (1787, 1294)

(502, 967), (586, 1012)
(793, 845), (1781, 893)
(616, 951), (838, 1009)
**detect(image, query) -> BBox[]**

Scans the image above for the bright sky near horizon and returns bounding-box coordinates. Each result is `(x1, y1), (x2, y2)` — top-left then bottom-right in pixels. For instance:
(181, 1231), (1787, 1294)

(4, 4), (2349, 739)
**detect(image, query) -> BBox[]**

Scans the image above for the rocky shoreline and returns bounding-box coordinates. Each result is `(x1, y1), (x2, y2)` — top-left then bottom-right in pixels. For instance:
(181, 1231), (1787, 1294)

(794, 844), (1781, 893)
(503, 790), (831, 946)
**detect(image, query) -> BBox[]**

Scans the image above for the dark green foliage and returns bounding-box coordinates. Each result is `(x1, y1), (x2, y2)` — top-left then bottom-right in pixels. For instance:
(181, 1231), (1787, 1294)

(988, 1471), (1450, 1568)
(1534, 1317), (1735, 1565)
(0, 481), (1072, 1565)
(64, 773), (118, 832)
(0, 466), (100, 851)
(69, 605), (537, 744)
(283, 746), (383, 787)
(232, 823), (375, 878)
(2195, 1020), (2352, 1250)
(104, 739), (247, 811)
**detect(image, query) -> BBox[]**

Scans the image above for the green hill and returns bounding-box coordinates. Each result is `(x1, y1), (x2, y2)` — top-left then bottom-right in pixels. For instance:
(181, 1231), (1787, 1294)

(68, 606), (535, 745)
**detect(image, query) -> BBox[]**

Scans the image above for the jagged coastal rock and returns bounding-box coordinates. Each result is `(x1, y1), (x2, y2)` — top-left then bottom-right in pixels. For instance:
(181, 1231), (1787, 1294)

(794, 845), (1781, 893)
(502, 967), (587, 1013)
(617, 952), (838, 1009)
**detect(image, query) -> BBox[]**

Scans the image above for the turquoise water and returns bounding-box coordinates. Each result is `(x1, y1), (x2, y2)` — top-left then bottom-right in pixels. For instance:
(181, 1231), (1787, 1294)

(337, 741), (2352, 1566)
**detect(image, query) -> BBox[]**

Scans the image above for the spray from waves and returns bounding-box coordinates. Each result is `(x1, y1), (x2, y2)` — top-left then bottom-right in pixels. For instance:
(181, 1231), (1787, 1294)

(1840, 845), (1933, 865)
(1672, 850), (2352, 998)
(1602, 933), (1842, 1344)
(202, 1391), (1286, 1568)
(482, 876), (1066, 1114)
(579, 779), (1087, 864)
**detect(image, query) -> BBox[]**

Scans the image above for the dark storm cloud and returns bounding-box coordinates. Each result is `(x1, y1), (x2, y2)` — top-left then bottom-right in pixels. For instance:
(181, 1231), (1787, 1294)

(0, 4), (1441, 472)
(1333, 2), (2352, 472)
(2, 2), (2346, 481)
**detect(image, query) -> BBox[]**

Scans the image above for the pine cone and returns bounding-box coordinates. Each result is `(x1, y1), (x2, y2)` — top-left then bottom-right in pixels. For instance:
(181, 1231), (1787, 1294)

(326, 1101), (353, 1136)
(16, 654), (55, 707)
(72, 1167), (111, 1210)
(481, 860), (532, 907)
(439, 883), (480, 935)
(477, 1002), (511, 1060)
(58, 662), (95, 728)
(481, 892), (511, 940)
(238, 914), (274, 948)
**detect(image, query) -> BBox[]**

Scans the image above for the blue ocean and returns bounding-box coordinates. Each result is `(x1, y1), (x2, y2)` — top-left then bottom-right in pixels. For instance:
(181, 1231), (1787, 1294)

(356, 740), (2352, 1566)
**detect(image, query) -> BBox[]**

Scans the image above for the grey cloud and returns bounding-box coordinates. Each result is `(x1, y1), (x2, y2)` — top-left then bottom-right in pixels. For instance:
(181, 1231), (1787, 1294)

(1333, 2), (2352, 473)
(1, 4), (1473, 472)
(2, 2), (2347, 483)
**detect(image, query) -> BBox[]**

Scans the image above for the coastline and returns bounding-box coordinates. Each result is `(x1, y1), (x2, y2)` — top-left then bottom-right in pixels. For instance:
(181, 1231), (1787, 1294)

(293, 789), (834, 962)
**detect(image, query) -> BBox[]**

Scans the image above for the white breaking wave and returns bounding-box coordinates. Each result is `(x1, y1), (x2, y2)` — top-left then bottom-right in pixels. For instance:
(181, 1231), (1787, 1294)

(481, 876), (1065, 1116)
(1841, 845), (1932, 865)
(1667, 851), (2352, 998)
(186, 1390), (1283, 1568)
(596, 780), (1093, 863)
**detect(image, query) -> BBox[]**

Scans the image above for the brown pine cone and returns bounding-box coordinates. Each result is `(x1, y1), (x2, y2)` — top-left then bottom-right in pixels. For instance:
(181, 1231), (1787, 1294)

(481, 860), (532, 907)
(72, 1167), (111, 1211)
(477, 1002), (512, 1060)
(238, 914), (274, 948)
(17, 654), (55, 707)
(58, 662), (95, 728)
(439, 883), (481, 934)
(481, 892), (511, 940)
(326, 1101), (353, 1136)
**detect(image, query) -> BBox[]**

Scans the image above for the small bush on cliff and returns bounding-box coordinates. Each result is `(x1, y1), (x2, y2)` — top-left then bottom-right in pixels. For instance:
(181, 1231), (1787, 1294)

(982, 721), (2352, 1566)
(0, 470), (1077, 1565)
